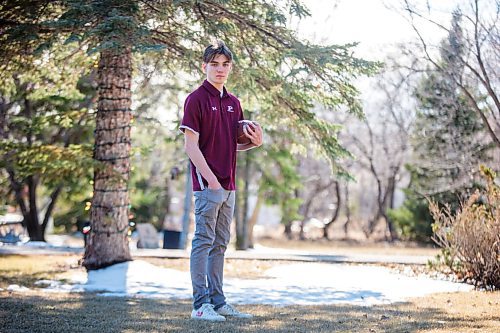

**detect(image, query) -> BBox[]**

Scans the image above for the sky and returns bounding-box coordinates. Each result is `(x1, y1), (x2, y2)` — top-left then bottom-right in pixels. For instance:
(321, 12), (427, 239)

(295, 0), (467, 60)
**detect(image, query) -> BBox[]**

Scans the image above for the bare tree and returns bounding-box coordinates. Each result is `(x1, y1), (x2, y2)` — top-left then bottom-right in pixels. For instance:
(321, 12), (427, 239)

(293, 156), (345, 240)
(322, 180), (341, 239)
(402, 0), (500, 146)
(347, 59), (417, 241)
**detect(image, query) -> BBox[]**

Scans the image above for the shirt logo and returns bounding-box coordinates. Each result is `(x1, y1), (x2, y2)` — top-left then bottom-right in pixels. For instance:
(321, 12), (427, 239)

(227, 106), (234, 112)
(211, 106), (217, 111)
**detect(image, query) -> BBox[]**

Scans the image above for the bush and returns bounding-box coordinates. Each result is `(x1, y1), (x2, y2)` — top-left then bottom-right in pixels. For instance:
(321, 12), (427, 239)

(430, 166), (499, 290)
(388, 193), (433, 242)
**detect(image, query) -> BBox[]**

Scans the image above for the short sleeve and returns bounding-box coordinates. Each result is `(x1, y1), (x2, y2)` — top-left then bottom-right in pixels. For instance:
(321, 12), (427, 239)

(180, 94), (201, 135)
(237, 100), (245, 122)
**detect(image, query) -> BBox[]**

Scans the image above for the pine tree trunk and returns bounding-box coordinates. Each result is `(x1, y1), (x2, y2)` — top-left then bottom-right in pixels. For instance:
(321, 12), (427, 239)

(82, 48), (132, 270)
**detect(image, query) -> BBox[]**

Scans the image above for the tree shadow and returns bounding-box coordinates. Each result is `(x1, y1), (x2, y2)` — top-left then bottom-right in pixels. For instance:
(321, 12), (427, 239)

(0, 292), (483, 333)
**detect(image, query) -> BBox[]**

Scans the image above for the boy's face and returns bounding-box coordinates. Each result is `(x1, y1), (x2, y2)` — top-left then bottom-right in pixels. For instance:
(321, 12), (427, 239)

(202, 54), (232, 86)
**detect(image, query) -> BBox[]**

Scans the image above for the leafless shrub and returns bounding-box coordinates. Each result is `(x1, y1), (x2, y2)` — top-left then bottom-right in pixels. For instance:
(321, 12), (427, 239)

(430, 166), (499, 290)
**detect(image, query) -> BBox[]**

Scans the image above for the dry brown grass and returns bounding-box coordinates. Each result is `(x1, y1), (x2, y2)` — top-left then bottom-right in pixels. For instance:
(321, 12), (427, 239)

(0, 254), (82, 288)
(257, 237), (440, 257)
(0, 290), (498, 333)
(1, 254), (499, 332)
(144, 257), (293, 279)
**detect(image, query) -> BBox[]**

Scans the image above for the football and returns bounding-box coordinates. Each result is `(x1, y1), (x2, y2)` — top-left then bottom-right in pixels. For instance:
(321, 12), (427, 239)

(237, 120), (255, 145)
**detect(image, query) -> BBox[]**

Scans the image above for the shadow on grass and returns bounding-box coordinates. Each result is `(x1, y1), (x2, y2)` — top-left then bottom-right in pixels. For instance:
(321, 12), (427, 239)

(0, 292), (475, 333)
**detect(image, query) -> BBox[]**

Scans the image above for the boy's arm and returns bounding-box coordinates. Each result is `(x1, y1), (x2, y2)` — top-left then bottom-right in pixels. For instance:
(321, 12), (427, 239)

(184, 130), (221, 190)
(237, 142), (259, 151)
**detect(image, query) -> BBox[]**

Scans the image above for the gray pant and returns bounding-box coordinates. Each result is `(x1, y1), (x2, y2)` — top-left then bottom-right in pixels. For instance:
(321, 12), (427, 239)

(190, 188), (235, 310)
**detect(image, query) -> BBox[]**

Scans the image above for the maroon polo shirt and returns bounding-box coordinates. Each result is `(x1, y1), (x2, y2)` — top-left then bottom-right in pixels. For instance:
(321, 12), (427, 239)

(180, 80), (244, 191)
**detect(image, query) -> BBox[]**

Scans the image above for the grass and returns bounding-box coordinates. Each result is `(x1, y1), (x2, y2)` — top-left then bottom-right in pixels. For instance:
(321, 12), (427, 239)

(1, 290), (498, 332)
(0, 254), (80, 288)
(257, 238), (441, 257)
(1, 254), (499, 332)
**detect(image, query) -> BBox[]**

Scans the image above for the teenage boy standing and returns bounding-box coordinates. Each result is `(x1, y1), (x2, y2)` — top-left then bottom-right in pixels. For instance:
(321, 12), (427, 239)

(180, 40), (263, 321)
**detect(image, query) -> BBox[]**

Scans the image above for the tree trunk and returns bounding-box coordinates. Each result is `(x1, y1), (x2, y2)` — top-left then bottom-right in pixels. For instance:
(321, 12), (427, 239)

(82, 48), (132, 270)
(284, 222), (292, 239)
(323, 181), (341, 240)
(41, 186), (61, 236)
(298, 207), (311, 240)
(343, 183), (351, 238)
(247, 193), (262, 248)
(26, 176), (44, 241)
(298, 196), (313, 241)
(384, 174), (398, 241)
(179, 162), (192, 250)
(236, 151), (250, 250)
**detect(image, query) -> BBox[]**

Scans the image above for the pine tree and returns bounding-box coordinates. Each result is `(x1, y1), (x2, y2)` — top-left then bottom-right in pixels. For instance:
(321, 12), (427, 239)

(412, 11), (489, 197)
(1, 0), (377, 268)
(393, 11), (492, 241)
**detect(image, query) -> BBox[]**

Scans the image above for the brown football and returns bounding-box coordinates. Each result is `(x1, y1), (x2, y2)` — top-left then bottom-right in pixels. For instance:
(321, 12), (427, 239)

(237, 120), (255, 145)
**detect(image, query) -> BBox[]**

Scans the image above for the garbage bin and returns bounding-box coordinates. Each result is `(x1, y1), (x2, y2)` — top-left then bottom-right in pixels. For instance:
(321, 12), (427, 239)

(162, 216), (183, 249)
(163, 230), (182, 249)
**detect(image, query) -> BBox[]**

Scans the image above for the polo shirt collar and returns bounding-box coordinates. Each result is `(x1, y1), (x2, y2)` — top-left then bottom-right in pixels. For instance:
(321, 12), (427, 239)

(202, 80), (229, 98)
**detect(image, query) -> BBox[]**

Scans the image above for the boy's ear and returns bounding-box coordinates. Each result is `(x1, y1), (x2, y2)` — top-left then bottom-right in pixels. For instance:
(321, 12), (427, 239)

(201, 62), (206, 73)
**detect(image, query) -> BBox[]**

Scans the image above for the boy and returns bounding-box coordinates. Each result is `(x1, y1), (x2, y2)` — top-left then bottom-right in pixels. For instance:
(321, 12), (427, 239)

(180, 40), (263, 321)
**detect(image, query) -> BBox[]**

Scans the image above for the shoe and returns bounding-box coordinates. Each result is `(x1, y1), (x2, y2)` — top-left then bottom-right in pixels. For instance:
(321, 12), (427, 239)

(191, 303), (226, 321)
(216, 304), (253, 319)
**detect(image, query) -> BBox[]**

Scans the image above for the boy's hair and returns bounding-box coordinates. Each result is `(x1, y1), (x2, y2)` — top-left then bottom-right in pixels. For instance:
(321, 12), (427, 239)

(203, 40), (233, 63)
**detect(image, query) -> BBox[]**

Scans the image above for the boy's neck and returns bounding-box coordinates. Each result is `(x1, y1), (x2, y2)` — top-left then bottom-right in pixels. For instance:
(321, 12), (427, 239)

(207, 79), (224, 93)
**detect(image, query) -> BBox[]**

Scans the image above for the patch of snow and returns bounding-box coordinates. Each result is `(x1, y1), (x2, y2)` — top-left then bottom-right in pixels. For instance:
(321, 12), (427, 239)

(34, 280), (63, 288)
(7, 284), (30, 292)
(39, 260), (473, 306)
(24, 241), (53, 248)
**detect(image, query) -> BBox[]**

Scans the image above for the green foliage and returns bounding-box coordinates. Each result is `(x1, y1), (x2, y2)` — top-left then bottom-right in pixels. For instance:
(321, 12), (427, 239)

(388, 190), (433, 242)
(129, 178), (166, 228)
(0, 53), (96, 181)
(0, 142), (94, 180)
(0, 41), (96, 236)
(1, 0), (378, 176)
(257, 144), (303, 224)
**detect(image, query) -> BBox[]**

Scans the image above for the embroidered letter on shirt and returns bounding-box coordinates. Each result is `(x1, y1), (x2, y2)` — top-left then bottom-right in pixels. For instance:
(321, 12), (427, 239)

(211, 106), (217, 111)
(227, 105), (234, 112)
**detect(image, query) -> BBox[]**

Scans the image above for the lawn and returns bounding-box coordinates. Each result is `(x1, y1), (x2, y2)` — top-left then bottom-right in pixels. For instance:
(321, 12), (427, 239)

(1, 254), (498, 333)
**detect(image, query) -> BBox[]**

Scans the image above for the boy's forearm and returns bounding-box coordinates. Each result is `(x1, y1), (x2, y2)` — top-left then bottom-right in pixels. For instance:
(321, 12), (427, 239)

(237, 142), (260, 151)
(185, 144), (218, 185)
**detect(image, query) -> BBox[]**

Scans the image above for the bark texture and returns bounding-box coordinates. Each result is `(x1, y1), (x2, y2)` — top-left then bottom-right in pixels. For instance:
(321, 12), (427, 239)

(82, 48), (132, 270)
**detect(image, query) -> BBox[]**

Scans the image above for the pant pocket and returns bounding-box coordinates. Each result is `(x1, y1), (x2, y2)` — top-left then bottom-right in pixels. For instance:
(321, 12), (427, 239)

(195, 196), (218, 219)
(205, 188), (225, 204)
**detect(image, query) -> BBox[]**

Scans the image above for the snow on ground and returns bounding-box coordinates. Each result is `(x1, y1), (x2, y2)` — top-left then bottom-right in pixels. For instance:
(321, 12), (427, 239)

(30, 260), (473, 306)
